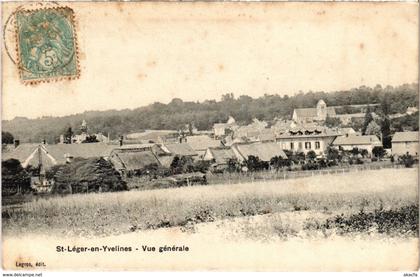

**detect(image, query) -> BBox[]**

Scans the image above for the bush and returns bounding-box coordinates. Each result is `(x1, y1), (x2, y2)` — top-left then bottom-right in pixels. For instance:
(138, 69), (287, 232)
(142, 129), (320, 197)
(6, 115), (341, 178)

(193, 160), (211, 173)
(2, 159), (31, 196)
(244, 155), (269, 172)
(49, 157), (127, 194)
(400, 153), (415, 168)
(355, 158), (364, 165)
(226, 158), (241, 173)
(301, 162), (320, 171)
(372, 146), (386, 159)
(270, 156), (291, 170)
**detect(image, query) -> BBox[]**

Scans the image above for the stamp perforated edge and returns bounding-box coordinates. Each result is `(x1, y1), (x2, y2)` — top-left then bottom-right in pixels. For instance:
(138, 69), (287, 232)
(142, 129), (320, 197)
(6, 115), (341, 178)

(13, 6), (80, 85)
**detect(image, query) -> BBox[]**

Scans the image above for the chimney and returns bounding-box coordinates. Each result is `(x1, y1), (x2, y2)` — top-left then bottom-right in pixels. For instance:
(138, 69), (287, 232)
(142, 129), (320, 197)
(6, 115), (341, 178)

(14, 139), (20, 148)
(119, 135), (124, 147)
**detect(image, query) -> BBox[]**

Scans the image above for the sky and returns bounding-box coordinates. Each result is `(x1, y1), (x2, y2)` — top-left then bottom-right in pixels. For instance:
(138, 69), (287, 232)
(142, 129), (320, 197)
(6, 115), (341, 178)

(1, 2), (418, 120)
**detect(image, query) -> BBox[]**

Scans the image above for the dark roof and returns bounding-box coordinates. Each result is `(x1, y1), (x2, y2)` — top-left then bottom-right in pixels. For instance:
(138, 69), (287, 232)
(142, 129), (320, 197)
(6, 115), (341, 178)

(234, 142), (287, 161)
(185, 135), (222, 151)
(44, 143), (115, 164)
(162, 143), (197, 156)
(110, 151), (161, 171)
(2, 143), (39, 162)
(333, 135), (381, 146)
(207, 147), (236, 164)
(392, 131), (419, 143)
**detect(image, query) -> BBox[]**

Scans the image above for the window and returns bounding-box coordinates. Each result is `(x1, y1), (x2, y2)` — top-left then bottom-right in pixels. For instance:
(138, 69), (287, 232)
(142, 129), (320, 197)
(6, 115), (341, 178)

(290, 142), (294, 150)
(298, 142), (302, 149)
(315, 141), (320, 149)
(305, 142), (311, 149)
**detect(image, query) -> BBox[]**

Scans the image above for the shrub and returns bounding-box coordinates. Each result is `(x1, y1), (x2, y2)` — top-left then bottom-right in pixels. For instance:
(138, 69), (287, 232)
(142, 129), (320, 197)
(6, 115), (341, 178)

(372, 146), (386, 159)
(400, 153), (415, 168)
(50, 157), (127, 194)
(244, 155), (269, 172)
(355, 158), (364, 165)
(306, 150), (317, 161)
(226, 158), (241, 173)
(2, 159), (31, 196)
(270, 156), (290, 170)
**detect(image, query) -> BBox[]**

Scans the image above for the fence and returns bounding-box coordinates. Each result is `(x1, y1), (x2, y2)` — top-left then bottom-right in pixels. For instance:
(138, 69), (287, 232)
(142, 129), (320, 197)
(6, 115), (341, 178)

(207, 162), (408, 185)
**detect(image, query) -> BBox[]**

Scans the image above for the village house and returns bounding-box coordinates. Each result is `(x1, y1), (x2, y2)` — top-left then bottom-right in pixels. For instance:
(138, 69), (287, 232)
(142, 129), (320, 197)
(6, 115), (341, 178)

(213, 116), (237, 138)
(292, 100), (336, 123)
(337, 127), (358, 136)
(334, 113), (365, 125)
(203, 147), (237, 168)
(233, 118), (268, 138)
(59, 120), (110, 144)
(108, 144), (163, 176)
(157, 142), (198, 167)
(231, 142), (288, 163)
(276, 126), (339, 156)
(332, 135), (382, 155)
(1, 142), (115, 170)
(391, 131), (419, 157)
(184, 135), (222, 157)
(270, 119), (296, 136)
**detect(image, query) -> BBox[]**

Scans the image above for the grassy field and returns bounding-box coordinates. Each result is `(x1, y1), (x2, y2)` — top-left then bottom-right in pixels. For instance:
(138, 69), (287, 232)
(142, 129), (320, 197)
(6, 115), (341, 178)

(2, 168), (418, 238)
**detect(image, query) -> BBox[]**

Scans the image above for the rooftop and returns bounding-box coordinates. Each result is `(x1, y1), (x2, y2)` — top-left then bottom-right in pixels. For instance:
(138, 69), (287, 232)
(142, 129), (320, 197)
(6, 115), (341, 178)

(333, 135), (381, 146)
(392, 131), (419, 143)
(185, 135), (222, 151)
(233, 142), (287, 161)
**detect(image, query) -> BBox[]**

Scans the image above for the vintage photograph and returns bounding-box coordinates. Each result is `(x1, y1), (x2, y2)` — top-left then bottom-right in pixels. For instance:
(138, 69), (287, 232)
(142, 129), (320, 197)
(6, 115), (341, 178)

(1, 1), (419, 272)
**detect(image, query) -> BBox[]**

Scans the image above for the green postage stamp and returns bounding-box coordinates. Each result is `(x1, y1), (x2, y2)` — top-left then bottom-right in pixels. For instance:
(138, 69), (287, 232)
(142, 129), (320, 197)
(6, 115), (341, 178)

(15, 7), (79, 83)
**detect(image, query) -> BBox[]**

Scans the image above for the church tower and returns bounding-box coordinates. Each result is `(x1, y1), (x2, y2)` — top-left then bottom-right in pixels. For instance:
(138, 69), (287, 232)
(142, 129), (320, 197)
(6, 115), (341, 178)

(316, 99), (327, 121)
(80, 119), (88, 134)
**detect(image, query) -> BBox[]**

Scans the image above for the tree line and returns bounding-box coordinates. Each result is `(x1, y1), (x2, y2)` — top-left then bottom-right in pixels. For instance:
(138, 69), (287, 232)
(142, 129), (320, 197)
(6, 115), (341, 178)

(2, 83), (418, 144)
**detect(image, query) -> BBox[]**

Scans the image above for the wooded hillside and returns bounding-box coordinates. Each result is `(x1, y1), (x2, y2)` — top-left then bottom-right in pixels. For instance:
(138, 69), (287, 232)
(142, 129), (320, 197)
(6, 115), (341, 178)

(3, 83), (418, 143)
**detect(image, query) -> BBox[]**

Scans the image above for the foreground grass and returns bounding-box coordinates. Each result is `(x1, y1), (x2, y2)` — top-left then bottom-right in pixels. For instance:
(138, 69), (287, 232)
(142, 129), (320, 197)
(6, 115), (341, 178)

(2, 168), (418, 238)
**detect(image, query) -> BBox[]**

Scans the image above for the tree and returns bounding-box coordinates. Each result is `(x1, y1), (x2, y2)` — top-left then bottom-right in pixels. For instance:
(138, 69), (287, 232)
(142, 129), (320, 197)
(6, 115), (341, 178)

(380, 117), (392, 149)
(2, 131), (14, 144)
(365, 121), (381, 137)
(324, 115), (341, 128)
(82, 135), (99, 143)
(244, 155), (269, 171)
(400, 153), (415, 168)
(2, 158), (31, 196)
(360, 149), (369, 158)
(306, 150), (317, 161)
(226, 158), (240, 173)
(372, 146), (386, 159)
(64, 127), (73, 144)
(350, 147), (360, 156)
(326, 147), (341, 163)
(270, 156), (290, 170)
(362, 106), (373, 135)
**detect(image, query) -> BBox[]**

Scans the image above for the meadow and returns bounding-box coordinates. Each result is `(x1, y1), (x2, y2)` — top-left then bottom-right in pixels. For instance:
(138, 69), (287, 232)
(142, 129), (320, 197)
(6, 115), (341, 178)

(2, 168), (418, 239)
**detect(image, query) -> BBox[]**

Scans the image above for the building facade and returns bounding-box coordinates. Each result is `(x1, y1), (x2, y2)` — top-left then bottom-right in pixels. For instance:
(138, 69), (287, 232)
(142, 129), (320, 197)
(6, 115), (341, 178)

(391, 131), (419, 157)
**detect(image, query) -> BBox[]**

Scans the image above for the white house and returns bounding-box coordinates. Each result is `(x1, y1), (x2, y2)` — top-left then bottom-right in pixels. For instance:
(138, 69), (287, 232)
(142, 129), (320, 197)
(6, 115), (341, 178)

(332, 135), (382, 155)
(391, 131), (419, 157)
(276, 126), (339, 156)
